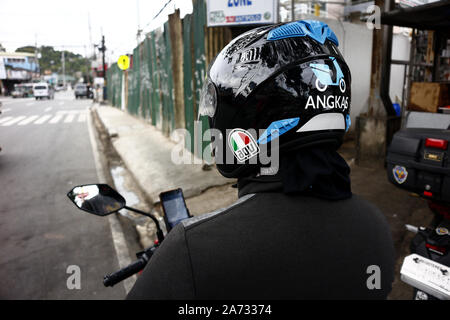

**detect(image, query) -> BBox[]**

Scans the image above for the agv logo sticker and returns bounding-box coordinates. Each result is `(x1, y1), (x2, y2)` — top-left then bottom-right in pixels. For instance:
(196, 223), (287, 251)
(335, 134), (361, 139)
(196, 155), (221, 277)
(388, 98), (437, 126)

(393, 165), (408, 184)
(228, 129), (260, 162)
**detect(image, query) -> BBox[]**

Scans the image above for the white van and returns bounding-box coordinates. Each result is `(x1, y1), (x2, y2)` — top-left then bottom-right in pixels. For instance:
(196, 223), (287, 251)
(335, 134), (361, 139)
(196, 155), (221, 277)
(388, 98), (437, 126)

(33, 82), (54, 100)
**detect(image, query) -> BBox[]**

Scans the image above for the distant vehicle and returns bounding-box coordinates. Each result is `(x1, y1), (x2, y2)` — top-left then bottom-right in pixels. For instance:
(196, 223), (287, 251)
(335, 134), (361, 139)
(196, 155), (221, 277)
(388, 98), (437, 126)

(11, 84), (26, 98)
(74, 83), (88, 99)
(33, 82), (54, 100)
(55, 83), (66, 91)
(23, 83), (34, 97)
(11, 83), (34, 98)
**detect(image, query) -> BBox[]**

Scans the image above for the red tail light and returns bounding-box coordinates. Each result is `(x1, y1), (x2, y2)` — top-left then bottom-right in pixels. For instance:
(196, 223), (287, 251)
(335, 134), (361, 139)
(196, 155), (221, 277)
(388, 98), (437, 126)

(425, 138), (448, 150)
(424, 191), (433, 197)
(426, 243), (446, 255)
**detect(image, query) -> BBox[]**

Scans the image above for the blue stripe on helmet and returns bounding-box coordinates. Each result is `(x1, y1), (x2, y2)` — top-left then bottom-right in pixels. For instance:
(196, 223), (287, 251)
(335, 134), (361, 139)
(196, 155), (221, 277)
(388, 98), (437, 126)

(267, 20), (339, 46)
(257, 117), (300, 145)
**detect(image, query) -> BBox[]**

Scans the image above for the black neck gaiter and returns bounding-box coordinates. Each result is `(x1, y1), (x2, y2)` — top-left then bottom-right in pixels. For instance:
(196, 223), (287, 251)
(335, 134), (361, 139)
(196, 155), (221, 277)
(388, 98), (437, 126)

(238, 146), (352, 201)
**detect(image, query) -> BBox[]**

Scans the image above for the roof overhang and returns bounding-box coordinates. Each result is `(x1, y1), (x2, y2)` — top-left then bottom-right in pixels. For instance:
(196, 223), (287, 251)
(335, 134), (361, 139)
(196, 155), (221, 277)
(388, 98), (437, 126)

(381, 1), (450, 31)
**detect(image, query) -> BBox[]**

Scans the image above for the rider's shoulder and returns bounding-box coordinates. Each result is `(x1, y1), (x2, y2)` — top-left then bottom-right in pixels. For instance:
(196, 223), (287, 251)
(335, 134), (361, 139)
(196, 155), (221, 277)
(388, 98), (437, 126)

(180, 193), (258, 230)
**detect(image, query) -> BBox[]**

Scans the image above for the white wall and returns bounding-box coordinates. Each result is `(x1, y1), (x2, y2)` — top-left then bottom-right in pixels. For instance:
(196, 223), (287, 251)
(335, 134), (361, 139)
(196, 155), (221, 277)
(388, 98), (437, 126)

(323, 18), (373, 131)
(389, 33), (411, 107)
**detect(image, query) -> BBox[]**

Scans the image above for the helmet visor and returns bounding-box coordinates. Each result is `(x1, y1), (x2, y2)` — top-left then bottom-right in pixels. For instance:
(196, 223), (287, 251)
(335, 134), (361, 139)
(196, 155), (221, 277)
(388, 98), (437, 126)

(198, 79), (217, 120)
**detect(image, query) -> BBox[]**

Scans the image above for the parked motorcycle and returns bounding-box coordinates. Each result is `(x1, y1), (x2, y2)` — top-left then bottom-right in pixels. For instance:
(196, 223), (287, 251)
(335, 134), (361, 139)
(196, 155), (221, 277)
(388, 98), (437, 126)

(67, 184), (191, 287)
(387, 128), (450, 300)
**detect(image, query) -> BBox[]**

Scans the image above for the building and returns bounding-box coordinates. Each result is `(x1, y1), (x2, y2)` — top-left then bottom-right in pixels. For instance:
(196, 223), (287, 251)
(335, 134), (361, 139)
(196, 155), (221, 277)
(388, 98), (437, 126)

(0, 52), (40, 95)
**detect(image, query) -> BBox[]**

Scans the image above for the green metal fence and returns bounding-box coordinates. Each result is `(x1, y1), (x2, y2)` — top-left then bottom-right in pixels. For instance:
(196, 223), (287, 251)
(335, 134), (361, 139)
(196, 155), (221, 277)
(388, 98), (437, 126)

(107, 63), (122, 108)
(106, 0), (217, 158)
(182, 13), (195, 152)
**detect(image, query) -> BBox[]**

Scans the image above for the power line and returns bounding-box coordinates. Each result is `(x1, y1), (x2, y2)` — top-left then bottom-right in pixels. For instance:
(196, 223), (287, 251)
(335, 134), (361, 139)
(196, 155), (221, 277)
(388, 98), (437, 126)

(152, 0), (173, 21)
(141, 0), (174, 32)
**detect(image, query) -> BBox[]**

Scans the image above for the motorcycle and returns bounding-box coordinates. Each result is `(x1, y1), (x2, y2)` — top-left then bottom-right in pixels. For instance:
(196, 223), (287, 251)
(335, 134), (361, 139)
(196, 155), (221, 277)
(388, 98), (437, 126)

(402, 202), (450, 300)
(387, 128), (450, 300)
(67, 184), (191, 287)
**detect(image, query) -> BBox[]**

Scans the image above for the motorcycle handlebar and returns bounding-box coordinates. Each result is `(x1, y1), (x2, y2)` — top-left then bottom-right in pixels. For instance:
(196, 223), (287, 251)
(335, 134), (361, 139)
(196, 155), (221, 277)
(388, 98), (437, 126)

(103, 258), (147, 287)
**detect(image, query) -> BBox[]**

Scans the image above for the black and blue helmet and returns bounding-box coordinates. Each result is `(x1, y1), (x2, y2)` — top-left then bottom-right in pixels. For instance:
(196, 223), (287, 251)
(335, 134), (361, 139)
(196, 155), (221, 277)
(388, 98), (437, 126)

(199, 20), (352, 178)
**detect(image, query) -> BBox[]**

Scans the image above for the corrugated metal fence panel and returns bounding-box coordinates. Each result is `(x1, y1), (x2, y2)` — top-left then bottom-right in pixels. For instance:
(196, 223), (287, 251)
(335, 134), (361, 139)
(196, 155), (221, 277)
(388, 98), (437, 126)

(183, 13), (195, 153)
(149, 31), (162, 129)
(159, 21), (175, 136)
(205, 26), (233, 67)
(114, 64), (122, 108)
(136, 46), (141, 116)
(106, 67), (112, 105)
(107, 63), (122, 108)
(127, 54), (136, 115)
(169, 10), (185, 131)
(142, 37), (152, 121)
(192, 0), (209, 160)
(129, 47), (141, 116)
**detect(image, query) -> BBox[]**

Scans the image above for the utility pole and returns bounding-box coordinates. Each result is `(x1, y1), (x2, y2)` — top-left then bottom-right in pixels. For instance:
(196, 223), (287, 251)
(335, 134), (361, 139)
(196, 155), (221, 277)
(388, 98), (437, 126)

(97, 35), (106, 100)
(34, 34), (38, 80)
(84, 45), (91, 88)
(99, 35), (106, 81)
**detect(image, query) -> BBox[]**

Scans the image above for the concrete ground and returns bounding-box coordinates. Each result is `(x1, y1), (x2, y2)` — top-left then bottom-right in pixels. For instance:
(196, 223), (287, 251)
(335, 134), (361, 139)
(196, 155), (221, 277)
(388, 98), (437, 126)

(93, 104), (432, 300)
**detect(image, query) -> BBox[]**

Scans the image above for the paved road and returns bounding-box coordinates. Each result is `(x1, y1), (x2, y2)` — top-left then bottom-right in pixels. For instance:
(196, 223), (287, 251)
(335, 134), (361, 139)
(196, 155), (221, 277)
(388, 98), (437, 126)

(0, 91), (126, 299)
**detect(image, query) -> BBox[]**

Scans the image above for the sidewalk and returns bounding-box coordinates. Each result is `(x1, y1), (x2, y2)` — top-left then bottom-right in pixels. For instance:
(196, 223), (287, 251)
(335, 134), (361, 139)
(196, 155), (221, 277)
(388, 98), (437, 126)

(92, 103), (431, 300)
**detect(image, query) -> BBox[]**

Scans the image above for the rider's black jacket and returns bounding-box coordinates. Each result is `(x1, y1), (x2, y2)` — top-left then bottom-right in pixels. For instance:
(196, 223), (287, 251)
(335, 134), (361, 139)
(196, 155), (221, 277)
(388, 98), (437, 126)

(126, 179), (395, 300)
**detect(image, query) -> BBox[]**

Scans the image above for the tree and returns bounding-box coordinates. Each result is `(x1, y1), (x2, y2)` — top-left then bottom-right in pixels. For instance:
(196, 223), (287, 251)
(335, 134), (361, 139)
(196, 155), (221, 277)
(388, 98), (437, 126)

(0, 43), (6, 52)
(15, 45), (90, 78)
(15, 46), (35, 54)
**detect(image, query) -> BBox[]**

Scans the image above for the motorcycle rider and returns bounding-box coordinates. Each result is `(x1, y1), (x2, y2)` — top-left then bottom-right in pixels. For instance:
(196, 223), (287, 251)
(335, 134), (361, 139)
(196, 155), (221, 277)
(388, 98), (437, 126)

(127, 20), (395, 299)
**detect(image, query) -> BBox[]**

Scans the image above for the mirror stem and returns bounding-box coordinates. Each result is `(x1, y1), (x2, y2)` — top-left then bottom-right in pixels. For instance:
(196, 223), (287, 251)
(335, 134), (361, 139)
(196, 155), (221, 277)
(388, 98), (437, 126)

(124, 206), (165, 242)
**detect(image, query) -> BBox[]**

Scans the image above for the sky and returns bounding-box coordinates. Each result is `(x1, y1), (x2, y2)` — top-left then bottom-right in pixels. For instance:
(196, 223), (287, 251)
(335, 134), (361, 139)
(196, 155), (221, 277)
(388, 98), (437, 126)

(0, 0), (192, 63)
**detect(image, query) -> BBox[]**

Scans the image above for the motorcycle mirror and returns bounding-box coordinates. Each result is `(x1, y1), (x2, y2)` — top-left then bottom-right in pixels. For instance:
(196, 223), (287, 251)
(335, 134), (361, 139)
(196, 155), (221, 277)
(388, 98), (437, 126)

(67, 184), (126, 216)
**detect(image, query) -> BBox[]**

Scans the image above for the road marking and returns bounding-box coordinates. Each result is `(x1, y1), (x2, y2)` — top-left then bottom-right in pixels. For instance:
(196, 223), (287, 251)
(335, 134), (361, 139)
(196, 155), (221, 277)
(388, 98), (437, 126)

(57, 110), (83, 114)
(78, 113), (86, 122)
(18, 115), (40, 125)
(1, 110), (88, 126)
(49, 114), (63, 124)
(2, 116), (27, 126)
(58, 101), (64, 106)
(87, 107), (136, 294)
(34, 114), (52, 124)
(0, 99), (27, 105)
(64, 114), (75, 123)
(2, 108), (11, 113)
(44, 107), (52, 112)
(0, 116), (13, 124)
(26, 102), (35, 106)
